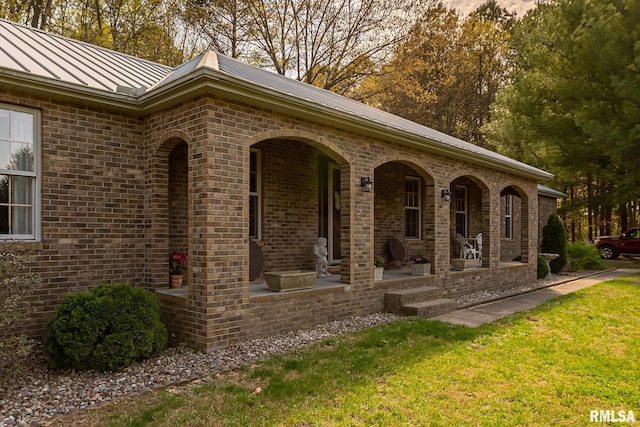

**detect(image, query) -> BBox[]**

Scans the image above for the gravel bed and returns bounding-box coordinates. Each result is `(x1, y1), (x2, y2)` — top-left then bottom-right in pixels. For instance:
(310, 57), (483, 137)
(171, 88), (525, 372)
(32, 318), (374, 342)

(1, 313), (401, 426)
(0, 271), (595, 426)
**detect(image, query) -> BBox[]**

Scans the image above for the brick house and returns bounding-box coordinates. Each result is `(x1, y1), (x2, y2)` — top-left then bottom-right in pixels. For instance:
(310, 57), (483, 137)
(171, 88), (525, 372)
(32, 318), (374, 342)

(1, 20), (558, 352)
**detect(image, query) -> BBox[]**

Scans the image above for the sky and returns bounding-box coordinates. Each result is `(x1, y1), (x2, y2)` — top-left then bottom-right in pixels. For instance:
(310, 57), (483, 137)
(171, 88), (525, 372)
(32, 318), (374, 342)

(444, 0), (539, 18)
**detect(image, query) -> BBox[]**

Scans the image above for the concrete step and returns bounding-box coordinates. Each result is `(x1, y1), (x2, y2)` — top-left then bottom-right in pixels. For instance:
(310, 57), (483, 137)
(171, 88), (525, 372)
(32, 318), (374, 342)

(402, 298), (458, 318)
(385, 286), (443, 313)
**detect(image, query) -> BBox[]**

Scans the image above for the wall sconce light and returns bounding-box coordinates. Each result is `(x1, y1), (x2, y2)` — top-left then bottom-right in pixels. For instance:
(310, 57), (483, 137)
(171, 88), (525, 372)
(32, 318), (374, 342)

(441, 189), (452, 202)
(361, 176), (373, 193)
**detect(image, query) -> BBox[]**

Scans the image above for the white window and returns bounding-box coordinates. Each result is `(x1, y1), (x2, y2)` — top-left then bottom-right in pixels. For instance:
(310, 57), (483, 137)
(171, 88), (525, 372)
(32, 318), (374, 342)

(249, 149), (261, 240)
(0, 105), (40, 241)
(405, 177), (420, 239)
(504, 195), (513, 239)
(455, 185), (467, 237)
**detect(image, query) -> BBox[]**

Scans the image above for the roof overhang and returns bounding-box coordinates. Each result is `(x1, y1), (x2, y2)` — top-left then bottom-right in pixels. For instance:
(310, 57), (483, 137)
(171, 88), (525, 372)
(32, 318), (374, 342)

(0, 65), (553, 182)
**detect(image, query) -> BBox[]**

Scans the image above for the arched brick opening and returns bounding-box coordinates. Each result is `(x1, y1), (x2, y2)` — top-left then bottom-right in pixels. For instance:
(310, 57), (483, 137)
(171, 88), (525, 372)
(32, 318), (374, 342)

(249, 136), (351, 284)
(148, 135), (190, 290)
(373, 160), (436, 272)
(447, 175), (490, 266)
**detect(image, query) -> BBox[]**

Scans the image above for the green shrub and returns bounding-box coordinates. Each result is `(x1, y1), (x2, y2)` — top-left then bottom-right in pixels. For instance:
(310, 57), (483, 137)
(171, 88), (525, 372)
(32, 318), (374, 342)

(566, 241), (606, 272)
(45, 283), (168, 372)
(541, 214), (568, 274)
(537, 254), (550, 279)
(0, 241), (41, 378)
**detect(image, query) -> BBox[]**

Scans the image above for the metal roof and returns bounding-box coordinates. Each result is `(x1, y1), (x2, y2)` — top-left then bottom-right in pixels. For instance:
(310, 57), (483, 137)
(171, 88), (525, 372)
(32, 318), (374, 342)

(0, 19), (172, 93)
(0, 19), (553, 181)
(538, 184), (567, 199)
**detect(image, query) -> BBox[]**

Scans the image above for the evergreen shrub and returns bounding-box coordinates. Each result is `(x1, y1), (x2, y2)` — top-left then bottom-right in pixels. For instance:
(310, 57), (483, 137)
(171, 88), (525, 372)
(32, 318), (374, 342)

(45, 283), (167, 372)
(541, 214), (568, 274)
(537, 254), (550, 279)
(566, 241), (606, 272)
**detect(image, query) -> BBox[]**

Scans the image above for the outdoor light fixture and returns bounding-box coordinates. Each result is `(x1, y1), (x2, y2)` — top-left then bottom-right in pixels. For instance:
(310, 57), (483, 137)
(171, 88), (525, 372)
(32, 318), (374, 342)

(441, 189), (452, 202)
(361, 176), (373, 192)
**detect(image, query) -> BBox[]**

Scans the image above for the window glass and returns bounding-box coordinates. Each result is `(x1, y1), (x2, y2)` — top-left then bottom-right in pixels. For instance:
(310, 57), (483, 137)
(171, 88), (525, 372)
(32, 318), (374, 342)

(0, 206), (8, 233)
(0, 141), (10, 170)
(455, 186), (467, 237)
(12, 142), (34, 171)
(0, 109), (9, 139)
(0, 106), (38, 240)
(0, 175), (8, 203)
(12, 112), (33, 143)
(249, 149), (261, 240)
(405, 178), (420, 239)
(12, 206), (32, 234)
(405, 209), (419, 238)
(504, 195), (513, 239)
(249, 151), (257, 193)
(12, 176), (32, 204)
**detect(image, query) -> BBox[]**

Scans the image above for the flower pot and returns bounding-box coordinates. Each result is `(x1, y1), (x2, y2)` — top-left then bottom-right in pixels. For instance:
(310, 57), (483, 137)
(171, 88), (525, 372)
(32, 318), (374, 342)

(374, 266), (384, 281)
(169, 274), (183, 289)
(411, 263), (431, 276)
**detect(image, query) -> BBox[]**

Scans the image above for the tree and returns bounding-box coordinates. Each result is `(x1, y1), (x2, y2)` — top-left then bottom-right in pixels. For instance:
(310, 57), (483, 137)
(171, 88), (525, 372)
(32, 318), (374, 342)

(185, 0), (417, 95)
(1, 0), (193, 66)
(541, 213), (568, 274)
(360, 1), (513, 145)
(486, 0), (640, 240)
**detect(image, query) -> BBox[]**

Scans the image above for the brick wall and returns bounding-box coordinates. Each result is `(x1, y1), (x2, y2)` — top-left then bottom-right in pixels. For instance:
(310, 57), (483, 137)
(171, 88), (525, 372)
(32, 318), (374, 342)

(1, 89), (543, 351)
(0, 94), (147, 338)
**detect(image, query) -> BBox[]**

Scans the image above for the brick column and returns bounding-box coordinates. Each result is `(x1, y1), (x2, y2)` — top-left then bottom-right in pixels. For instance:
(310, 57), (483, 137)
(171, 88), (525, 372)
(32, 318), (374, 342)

(187, 127), (247, 351)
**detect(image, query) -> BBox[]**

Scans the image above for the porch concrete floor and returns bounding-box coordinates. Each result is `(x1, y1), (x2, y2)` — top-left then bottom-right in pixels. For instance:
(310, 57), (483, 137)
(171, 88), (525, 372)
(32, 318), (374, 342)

(249, 267), (438, 296)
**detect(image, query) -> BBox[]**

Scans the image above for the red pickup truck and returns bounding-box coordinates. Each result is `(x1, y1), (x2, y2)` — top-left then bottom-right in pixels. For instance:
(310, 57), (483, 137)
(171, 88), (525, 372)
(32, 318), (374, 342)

(595, 228), (640, 259)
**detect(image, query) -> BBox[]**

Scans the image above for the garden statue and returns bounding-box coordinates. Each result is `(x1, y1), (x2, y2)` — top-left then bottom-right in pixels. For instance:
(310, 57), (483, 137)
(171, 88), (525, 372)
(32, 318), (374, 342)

(314, 237), (331, 278)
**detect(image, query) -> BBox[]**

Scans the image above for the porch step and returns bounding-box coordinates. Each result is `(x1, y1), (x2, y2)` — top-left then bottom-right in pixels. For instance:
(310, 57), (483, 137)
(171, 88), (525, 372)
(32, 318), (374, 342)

(384, 286), (444, 313)
(385, 286), (458, 319)
(402, 299), (458, 318)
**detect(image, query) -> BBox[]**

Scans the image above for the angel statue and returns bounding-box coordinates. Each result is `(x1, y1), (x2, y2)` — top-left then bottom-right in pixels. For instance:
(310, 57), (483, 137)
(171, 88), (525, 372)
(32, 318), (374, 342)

(314, 237), (331, 278)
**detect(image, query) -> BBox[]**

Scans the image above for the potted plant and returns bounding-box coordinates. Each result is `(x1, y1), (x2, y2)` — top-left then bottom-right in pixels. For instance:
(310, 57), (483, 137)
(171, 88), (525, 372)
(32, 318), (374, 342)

(374, 256), (385, 281)
(411, 252), (431, 276)
(169, 252), (187, 288)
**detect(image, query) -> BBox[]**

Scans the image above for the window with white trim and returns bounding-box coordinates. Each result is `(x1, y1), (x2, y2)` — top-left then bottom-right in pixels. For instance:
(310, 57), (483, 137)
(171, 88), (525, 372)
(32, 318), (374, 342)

(405, 177), (420, 239)
(455, 185), (467, 237)
(0, 105), (39, 240)
(504, 195), (513, 239)
(249, 149), (261, 240)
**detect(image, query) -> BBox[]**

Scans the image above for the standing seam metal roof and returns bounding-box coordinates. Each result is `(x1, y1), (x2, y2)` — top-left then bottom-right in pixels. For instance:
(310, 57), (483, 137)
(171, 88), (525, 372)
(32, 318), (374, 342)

(0, 19), (172, 92)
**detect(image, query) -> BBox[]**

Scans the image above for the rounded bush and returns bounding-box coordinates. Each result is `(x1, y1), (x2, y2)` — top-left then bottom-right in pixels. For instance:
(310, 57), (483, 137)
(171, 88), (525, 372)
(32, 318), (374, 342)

(45, 283), (167, 372)
(537, 254), (550, 279)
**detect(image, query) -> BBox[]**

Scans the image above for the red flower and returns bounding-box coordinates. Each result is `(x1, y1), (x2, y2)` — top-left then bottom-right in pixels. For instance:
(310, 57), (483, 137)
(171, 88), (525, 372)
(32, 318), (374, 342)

(169, 252), (187, 274)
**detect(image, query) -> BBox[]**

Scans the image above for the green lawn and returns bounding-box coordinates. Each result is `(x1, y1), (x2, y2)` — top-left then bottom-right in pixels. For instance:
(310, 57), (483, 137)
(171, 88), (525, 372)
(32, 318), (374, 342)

(58, 274), (640, 426)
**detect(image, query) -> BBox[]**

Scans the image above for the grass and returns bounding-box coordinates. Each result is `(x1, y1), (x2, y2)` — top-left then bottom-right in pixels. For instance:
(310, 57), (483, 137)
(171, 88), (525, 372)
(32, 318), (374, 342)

(55, 274), (640, 426)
